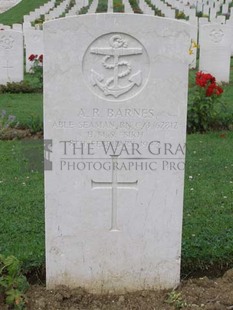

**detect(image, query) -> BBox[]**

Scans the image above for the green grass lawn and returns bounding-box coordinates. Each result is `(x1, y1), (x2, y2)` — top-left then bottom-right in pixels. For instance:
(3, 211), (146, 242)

(0, 132), (232, 275)
(0, 93), (43, 128)
(0, 140), (44, 272)
(0, 0), (50, 25)
(182, 132), (233, 274)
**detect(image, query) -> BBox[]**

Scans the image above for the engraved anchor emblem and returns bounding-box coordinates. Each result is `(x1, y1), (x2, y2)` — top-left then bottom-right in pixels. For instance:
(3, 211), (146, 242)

(90, 35), (143, 98)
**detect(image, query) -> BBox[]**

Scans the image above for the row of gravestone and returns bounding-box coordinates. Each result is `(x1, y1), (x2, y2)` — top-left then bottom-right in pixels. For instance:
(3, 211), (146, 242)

(1, 0), (233, 75)
(1, 0), (233, 25)
(167, 0), (233, 20)
(0, 18), (232, 85)
(22, 0), (233, 22)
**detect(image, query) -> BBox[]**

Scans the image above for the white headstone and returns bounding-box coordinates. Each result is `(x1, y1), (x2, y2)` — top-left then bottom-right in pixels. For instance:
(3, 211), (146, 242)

(23, 22), (33, 31)
(222, 3), (228, 14)
(216, 15), (226, 24)
(199, 23), (233, 82)
(230, 7), (233, 16)
(0, 24), (11, 30)
(24, 29), (44, 72)
(188, 8), (196, 18)
(197, 2), (203, 12)
(166, 8), (175, 19)
(209, 8), (217, 21)
(140, 0), (154, 15)
(203, 4), (210, 15)
(12, 23), (23, 31)
(0, 30), (23, 85)
(226, 19), (233, 56)
(83, 0), (89, 7)
(87, 0), (98, 13)
(107, 0), (113, 13)
(198, 17), (209, 25)
(123, 0), (134, 13)
(44, 14), (191, 293)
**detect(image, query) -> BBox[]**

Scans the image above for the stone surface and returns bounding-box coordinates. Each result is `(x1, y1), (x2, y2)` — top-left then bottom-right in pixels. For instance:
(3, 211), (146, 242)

(12, 23), (23, 31)
(0, 29), (23, 84)
(199, 23), (233, 83)
(44, 14), (191, 293)
(0, 24), (11, 30)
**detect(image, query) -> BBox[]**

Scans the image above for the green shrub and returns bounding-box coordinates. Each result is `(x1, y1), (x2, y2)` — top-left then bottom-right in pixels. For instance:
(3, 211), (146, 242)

(128, 0), (143, 13)
(27, 115), (43, 134)
(165, 291), (188, 309)
(0, 81), (36, 94)
(0, 255), (29, 309)
(96, 0), (108, 12)
(113, 0), (124, 12)
(31, 15), (45, 28)
(196, 11), (203, 17)
(175, 10), (187, 19)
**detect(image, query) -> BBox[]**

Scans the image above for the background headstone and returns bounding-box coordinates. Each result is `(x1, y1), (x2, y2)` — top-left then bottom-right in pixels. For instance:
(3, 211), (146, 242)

(199, 23), (233, 82)
(24, 29), (44, 72)
(0, 30), (23, 85)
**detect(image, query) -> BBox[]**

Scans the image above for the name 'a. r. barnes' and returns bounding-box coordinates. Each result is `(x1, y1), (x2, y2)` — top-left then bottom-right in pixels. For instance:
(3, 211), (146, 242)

(77, 108), (155, 118)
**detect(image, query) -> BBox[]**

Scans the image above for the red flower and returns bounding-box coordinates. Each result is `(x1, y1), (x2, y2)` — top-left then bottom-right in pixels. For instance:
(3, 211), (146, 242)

(206, 83), (215, 96)
(196, 71), (215, 88)
(38, 54), (43, 63)
(206, 83), (223, 97)
(215, 85), (223, 95)
(196, 71), (223, 97)
(28, 54), (36, 61)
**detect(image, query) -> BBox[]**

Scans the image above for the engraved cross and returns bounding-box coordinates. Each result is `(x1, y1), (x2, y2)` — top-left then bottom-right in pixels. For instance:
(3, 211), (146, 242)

(91, 156), (138, 232)
(3, 60), (14, 79)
